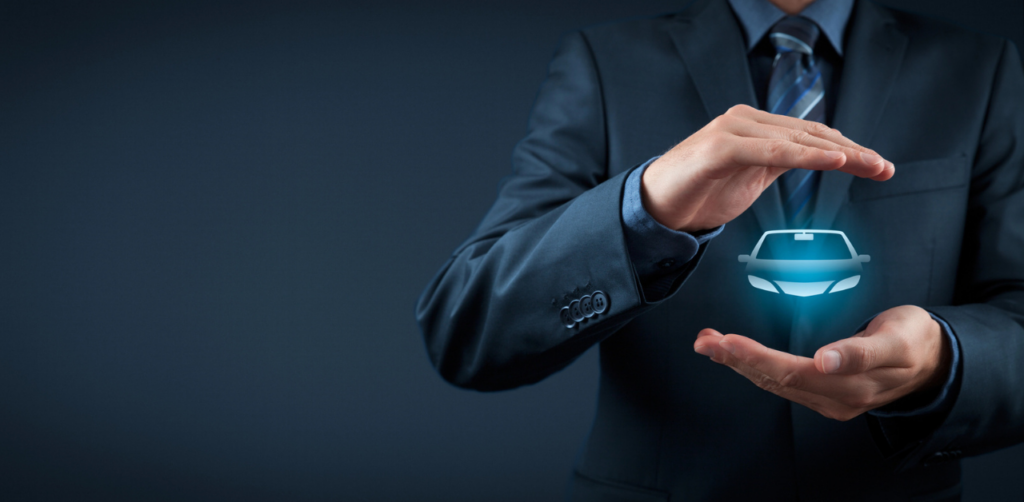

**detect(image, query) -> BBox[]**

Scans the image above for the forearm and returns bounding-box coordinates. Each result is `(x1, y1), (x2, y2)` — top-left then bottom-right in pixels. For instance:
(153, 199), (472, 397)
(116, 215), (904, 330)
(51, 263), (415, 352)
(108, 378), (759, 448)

(417, 168), (711, 391)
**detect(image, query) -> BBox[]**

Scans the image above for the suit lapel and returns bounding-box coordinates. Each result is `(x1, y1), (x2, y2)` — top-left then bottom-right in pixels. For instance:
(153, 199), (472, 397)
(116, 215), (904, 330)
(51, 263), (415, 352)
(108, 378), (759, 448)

(666, 0), (786, 233)
(811, 0), (908, 229)
(666, 0), (757, 121)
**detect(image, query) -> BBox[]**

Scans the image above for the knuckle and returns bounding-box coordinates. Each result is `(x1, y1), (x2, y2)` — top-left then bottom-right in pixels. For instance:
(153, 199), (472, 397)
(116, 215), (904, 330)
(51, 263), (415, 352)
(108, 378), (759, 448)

(706, 132), (731, 155)
(726, 104), (752, 115)
(709, 114), (732, 130)
(762, 139), (787, 166)
(850, 344), (874, 371)
(861, 345), (878, 369)
(778, 371), (802, 389)
(752, 373), (781, 393)
(739, 350), (761, 368)
(807, 121), (831, 134)
(790, 130), (812, 145)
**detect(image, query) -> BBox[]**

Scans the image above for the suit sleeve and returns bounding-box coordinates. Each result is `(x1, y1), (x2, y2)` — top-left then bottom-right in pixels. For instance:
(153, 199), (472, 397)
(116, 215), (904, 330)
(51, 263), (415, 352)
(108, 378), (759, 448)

(415, 31), (709, 391)
(622, 158), (725, 300)
(885, 40), (1024, 471)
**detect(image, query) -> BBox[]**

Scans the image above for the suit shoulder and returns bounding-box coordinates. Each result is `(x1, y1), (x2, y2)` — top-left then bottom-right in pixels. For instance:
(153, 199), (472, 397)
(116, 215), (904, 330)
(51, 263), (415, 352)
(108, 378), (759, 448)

(574, 12), (681, 52)
(880, 2), (1009, 56)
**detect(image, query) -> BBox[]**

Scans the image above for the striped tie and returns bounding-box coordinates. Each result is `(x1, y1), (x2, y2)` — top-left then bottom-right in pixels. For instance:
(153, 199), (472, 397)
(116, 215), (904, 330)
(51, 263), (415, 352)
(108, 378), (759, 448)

(768, 16), (825, 229)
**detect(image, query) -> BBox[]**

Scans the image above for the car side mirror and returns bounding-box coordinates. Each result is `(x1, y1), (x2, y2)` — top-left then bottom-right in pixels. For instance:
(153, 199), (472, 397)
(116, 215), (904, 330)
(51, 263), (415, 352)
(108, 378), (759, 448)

(738, 254), (751, 263)
(858, 254), (871, 263)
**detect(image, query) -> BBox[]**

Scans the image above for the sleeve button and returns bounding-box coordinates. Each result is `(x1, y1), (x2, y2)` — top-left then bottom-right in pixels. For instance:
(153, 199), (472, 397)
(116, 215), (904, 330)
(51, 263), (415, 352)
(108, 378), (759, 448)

(580, 295), (595, 318)
(591, 291), (609, 314)
(559, 307), (576, 329)
(569, 300), (585, 322)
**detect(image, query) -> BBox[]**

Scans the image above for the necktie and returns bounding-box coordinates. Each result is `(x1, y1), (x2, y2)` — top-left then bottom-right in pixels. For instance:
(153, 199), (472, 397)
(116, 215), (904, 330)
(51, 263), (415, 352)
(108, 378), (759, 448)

(767, 16), (824, 229)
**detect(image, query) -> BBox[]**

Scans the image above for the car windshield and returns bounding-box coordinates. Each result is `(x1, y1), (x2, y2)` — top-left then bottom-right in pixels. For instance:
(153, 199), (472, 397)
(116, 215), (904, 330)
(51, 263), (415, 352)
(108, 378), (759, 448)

(755, 233), (853, 260)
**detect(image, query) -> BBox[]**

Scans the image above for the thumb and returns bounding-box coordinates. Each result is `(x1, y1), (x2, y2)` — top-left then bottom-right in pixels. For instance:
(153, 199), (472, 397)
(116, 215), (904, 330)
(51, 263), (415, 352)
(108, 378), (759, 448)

(814, 333), (900, 375)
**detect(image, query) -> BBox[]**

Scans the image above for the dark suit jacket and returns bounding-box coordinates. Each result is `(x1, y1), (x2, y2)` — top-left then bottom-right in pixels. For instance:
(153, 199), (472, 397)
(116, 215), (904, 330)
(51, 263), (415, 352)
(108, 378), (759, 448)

(416, 0), (1024, 500)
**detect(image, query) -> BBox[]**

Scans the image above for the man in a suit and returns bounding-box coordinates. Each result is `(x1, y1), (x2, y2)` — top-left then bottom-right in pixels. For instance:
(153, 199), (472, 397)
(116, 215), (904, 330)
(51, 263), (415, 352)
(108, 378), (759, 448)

(417, 0), (1024, 499)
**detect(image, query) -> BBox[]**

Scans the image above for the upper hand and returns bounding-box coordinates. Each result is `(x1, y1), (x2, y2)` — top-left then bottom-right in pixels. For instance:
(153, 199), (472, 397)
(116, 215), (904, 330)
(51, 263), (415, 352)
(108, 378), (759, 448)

(692, 305), (952, 421)
(642, 104), (895, 232)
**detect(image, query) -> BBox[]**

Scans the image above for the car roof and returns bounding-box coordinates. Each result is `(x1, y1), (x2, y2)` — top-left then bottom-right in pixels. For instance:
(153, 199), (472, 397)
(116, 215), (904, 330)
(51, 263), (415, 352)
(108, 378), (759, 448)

(761, 230), (845, 235)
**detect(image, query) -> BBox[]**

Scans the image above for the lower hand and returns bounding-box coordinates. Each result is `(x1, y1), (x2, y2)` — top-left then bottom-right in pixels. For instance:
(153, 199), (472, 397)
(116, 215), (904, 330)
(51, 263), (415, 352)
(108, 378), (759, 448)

(642, 104), (895, 233)
(693, 305), (952, 421)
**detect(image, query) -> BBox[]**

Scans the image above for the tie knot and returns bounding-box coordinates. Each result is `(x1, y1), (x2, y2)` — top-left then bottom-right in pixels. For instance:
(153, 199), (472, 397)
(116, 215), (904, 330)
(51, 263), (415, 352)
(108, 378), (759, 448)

(770, 16), (820, 56)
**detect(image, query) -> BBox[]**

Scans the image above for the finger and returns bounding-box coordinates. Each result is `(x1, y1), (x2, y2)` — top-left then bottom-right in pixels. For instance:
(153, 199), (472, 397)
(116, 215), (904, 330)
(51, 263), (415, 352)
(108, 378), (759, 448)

(743, 109), (861, 145)
(730, 105), (872, 151)
(694, 328), (725, 357)
(708, 336), (866, 421)
(715, 334), (820, 389)
(869, 160), (896, 182)
(714, 334), (883, 400)
(814, 330), (913, 375)
(727, 136), (852, 174)
(726, 106), (895, 181)
(696, 330), (880, 419)
(732, 136), (890, 180)
(697, 328), (720, 340)
(726, 120), (890, 179)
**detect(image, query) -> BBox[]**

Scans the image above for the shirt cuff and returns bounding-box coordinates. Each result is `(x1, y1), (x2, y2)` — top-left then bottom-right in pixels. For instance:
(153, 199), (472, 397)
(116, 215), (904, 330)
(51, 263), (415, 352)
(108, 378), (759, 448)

(621, 156), (724, 286)
(867, 313), (962, 418)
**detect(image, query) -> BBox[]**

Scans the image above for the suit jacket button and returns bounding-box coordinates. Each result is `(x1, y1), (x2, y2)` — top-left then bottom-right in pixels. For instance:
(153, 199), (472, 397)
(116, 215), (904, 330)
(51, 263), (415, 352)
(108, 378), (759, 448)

(580, 295), (595, 318)
(559, 307), (576, 328)
(569, 300), (585, 322)
(591, 291), (609, 314)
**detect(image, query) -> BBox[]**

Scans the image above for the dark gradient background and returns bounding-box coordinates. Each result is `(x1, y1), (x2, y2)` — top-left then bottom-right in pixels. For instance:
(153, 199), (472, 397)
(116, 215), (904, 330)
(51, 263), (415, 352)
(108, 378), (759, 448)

(1, 1), (1021, 500)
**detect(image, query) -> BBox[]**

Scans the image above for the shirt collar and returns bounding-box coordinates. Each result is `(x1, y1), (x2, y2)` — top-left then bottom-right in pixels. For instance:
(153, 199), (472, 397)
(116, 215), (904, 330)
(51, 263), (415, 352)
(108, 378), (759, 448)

(726, 0), (854, 56)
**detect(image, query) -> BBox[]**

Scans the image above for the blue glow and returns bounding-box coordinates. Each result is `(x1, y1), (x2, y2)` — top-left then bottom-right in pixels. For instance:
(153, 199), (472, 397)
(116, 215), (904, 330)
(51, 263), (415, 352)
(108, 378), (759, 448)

(774, 280), (835, 297)
(829, 275), (861, 293)
(747, 275), (779, 293)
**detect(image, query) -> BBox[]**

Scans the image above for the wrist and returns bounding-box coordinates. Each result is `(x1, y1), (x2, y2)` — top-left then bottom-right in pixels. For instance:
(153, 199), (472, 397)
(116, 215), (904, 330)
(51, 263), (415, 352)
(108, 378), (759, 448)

(919, 318), (953, 393)
(640, 158), (706, 232)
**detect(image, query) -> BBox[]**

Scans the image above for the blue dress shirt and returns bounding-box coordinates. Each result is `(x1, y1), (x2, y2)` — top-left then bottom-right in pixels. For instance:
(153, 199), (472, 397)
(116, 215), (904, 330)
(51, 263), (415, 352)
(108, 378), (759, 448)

(620, 0), (960, 421)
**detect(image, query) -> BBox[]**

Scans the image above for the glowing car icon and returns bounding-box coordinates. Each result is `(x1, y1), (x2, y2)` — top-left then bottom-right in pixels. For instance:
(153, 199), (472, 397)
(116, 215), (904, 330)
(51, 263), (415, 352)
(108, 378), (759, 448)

(738, 230), (870, 297)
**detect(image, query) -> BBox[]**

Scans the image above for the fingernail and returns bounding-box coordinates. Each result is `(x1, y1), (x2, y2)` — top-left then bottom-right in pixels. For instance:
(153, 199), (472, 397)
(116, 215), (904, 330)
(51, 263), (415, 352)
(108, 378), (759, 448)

(823, 150), (843, 159)
(823, 350), (842, 374)
(694, 345), (714, 357)
(719, 340), (736, 354)
(860, 152), (883, 165)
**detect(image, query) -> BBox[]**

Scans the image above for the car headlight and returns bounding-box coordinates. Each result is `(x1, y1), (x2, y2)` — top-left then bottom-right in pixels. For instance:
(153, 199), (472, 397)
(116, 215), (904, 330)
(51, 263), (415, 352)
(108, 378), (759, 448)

(747, 275), (779, 293)
(829, 275), (861, 293)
